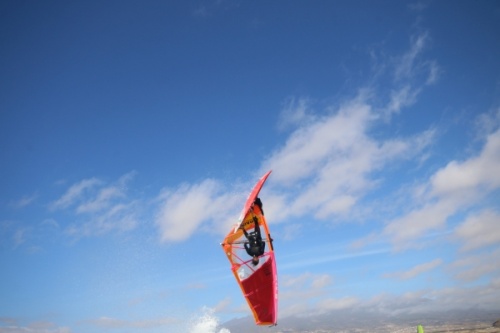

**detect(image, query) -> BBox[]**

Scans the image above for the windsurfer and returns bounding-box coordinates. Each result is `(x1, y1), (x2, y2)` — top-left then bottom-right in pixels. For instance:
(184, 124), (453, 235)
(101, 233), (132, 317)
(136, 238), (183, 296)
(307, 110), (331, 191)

(241, 215), (265, 266)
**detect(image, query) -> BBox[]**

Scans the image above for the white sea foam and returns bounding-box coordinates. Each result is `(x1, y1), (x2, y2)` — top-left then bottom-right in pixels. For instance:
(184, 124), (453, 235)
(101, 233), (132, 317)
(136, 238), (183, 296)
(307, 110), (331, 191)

(188, 307), (230, 333)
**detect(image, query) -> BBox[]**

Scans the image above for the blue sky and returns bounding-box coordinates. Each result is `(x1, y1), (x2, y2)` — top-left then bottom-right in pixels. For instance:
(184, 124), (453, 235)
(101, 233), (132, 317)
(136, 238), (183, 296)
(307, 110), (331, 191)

(1, 1), (500, 332)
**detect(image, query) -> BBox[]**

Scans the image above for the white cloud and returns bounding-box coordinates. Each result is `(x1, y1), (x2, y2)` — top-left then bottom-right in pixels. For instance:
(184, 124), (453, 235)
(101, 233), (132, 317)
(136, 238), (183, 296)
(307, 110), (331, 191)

(315, 296), (360, 312)
(151, 32), (440, 243)
(311, 273), (333, 289)
(261, 98), (375, 186)
(454, 209), (500, 251)
(279, 272), (338, 317)
(0, 322), (71, 333)
(383, 258), (443, 280)
(155, 179), (242, 242)
(431, 130), (500, 196)
(353, 279), (500, 315)
(156, 180), (218, 242)
(383, 199), (456, 246)
(382, 128), (500, 249)
(261, 96), (435, 223)
(449, 247), (500, 282)
(49, 178), (102, 210)
(282, 272), (332, 289)
(275, 269), (493, 318)
(88, 316), (177, 329)
(424, 281), (500, 311)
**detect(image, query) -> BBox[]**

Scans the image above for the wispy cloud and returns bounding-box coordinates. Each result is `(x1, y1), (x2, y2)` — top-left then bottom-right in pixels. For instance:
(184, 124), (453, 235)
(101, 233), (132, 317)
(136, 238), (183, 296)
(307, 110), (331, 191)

(394, 33), (429, 82)
(65, 201), (140, 237)
(279, 248), (389, 271)
(12, 227), (30, 248)
(1, 218), (61, 251)
(380, 125), (500, 250)
(9, 193), (37, 209)
(386, 85), (420, 114)
(426, 60), (441, 85)
(408, 2), (428, 12)
(49, 177), (102, 211)
(376, 31), (440, 119)
(383, 258), (443, 280)
(475, 108), (500, 137)
(74, 172), (136, 214)
(75, 186), (124, 214)
(277, 97), (317, 131)
(192, 0), (238, 18)
(48, 172), (141, 239)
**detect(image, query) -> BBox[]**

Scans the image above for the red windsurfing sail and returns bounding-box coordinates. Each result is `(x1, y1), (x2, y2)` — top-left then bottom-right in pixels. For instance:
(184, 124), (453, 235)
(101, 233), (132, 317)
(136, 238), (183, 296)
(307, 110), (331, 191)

(221, 170), (278, 326)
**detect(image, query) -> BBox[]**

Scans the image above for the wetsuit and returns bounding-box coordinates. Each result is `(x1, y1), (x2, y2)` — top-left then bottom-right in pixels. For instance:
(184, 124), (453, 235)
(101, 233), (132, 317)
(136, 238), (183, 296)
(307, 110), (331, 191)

(243, 217), (265, 257)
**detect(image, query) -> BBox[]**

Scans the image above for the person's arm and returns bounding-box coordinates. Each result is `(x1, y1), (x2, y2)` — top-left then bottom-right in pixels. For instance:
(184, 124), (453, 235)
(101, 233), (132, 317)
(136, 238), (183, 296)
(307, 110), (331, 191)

(253, 216), (261, 235)
(254, 197), (263, 214)
(242, 227), (249, 239)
